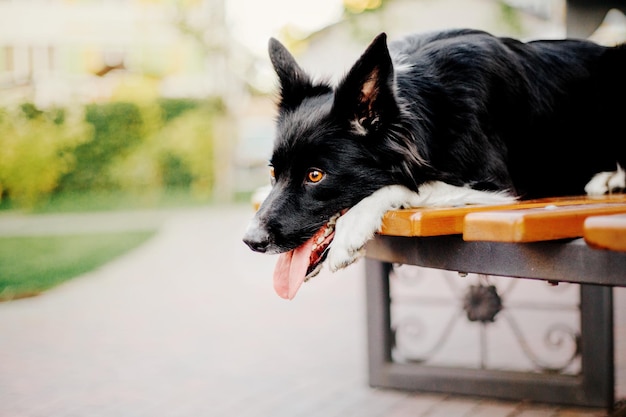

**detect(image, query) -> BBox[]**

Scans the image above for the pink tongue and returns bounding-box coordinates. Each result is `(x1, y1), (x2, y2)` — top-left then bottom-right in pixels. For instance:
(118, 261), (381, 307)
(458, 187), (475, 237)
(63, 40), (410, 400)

(273, 237), (315, 300)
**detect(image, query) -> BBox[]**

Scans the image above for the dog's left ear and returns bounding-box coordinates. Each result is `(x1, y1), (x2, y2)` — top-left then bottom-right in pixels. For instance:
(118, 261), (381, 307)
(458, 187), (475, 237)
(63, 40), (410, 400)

(333, 33), (398, 135)
(269, 38), (331, 111)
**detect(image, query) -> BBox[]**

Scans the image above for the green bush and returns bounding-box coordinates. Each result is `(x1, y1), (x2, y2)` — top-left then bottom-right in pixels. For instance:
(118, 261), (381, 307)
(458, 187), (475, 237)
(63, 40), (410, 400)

(0, 105), (90, 207)
(59, 98), (219, 194)
(57, 102), (148, 191)
(160, 153), (193, 188)
(0, 98), (223, 210)
(155, 105), (215, 197)
(110, 104), (216, 198)
(158, 98), (202, 122)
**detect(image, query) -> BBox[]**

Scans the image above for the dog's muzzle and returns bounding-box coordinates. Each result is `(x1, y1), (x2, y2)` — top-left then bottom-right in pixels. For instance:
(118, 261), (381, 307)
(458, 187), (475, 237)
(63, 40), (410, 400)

(243, 217), (273, 253)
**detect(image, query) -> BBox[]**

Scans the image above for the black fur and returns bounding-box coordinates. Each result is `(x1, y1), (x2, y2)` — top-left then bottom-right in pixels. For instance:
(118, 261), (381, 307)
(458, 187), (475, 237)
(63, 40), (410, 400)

(245, 29), (626, 254)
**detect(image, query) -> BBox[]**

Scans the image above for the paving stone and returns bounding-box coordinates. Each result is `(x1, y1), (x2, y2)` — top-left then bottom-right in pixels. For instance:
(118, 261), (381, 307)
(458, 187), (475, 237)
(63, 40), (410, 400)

(463, 400), (520, 417)
(384, 393), (446, 416)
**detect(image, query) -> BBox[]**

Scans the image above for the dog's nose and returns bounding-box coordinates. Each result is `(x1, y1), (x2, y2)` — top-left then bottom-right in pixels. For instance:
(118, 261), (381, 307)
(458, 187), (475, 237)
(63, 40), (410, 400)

(243, 227), (271, 253)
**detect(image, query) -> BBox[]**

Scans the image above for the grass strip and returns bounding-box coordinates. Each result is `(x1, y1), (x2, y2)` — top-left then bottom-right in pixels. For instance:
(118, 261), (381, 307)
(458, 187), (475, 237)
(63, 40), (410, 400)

(0, 189), (212, 214)
(0, 231), (155, 301)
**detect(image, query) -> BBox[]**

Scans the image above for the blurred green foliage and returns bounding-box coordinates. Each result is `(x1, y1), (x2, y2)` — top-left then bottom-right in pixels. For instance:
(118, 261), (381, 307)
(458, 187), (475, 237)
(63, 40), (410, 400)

(0, 98), (224, 210)
(58, 102), (146, 191)
(0, 105), (90, 207)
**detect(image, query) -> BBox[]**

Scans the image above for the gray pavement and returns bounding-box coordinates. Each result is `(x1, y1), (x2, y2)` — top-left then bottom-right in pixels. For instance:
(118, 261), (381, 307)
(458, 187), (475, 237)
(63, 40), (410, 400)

(0, 205), (622, 416)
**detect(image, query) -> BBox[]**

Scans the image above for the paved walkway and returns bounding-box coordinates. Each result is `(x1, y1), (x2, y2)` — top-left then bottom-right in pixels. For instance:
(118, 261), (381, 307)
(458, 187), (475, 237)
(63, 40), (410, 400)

(0, 206), (623, 417)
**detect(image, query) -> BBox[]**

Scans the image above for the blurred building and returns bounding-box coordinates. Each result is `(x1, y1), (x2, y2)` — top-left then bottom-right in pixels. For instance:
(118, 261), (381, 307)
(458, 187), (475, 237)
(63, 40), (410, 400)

(0, 0), (245, 107)
(294, 0), (566, 83)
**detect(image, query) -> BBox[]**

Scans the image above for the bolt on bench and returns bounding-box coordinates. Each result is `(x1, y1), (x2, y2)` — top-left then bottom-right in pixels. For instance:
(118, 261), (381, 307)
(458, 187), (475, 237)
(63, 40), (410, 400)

(364, 195), (626, 409)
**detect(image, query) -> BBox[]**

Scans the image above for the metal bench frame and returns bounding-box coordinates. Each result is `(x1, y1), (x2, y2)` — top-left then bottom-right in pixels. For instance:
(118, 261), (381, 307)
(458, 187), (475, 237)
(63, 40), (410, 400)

(364, 236), (623, 408)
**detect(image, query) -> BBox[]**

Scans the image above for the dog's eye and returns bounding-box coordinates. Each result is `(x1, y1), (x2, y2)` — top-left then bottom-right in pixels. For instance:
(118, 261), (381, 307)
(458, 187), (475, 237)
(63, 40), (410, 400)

(306, 169), (324, 184)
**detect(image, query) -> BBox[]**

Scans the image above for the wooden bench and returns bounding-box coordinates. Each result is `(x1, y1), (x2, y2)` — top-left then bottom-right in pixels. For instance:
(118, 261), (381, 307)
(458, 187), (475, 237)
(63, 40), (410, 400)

(364, 196), (626, 409)
(585, 213), (626, 252)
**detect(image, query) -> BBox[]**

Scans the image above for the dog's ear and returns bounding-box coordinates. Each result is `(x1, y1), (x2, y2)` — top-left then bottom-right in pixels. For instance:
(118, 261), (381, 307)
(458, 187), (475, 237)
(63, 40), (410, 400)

(269, 38), (331, 111)
(333, 33), (398, 135)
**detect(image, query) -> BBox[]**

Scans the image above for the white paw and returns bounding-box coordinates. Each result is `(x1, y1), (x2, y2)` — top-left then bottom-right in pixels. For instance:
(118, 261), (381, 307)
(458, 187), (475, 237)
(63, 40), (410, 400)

(327, 242), (365, 272)
(324, 182), (515, 273)
(585, 164), (625, 196)
(328, 207), (381, 272)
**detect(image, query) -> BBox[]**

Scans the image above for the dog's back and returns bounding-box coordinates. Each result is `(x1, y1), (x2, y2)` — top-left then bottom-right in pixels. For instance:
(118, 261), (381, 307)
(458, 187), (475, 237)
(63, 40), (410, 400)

(388, 29), (626, 198)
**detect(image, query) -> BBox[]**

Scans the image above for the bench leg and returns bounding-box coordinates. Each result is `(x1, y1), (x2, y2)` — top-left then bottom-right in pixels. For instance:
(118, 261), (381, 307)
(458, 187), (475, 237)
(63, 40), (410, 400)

(581, 284), (614, 406)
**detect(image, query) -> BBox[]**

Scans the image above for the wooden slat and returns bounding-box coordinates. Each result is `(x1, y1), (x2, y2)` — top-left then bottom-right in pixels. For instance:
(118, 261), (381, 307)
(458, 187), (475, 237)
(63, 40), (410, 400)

(379, 195), (626, 237)
(463, 203), (626, 242)
(584, 214), (626, 252)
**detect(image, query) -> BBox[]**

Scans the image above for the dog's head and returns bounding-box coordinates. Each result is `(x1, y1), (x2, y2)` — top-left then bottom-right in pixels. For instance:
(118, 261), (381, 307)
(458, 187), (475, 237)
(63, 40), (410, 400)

(243, 33), (422, 298)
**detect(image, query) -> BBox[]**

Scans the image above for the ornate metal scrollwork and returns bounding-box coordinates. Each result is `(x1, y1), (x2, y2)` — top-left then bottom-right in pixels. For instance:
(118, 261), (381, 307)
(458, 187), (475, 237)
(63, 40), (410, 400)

(390, 265), (581, 374)
(462, 284), (502, 322)
(392, 311), (464, 363)
(502, 314), (580, 373)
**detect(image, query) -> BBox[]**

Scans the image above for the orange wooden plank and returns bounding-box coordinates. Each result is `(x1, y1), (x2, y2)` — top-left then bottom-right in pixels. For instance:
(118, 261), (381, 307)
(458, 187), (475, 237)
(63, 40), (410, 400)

(379, 195), (626, 237)
(463, 203), (626, 242)
(584, 213), (626, 252)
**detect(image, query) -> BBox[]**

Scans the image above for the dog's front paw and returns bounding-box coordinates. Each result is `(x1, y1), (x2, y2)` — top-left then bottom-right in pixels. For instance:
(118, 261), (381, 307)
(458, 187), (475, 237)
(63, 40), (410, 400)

(328, 208), (380, 272)
(585, 164), (626, 195)
(328, 243), (366, 272)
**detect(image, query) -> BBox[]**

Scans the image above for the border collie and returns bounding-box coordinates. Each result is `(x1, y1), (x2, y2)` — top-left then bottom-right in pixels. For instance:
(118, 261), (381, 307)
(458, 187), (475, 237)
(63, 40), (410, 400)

(243, 29), (626, 299)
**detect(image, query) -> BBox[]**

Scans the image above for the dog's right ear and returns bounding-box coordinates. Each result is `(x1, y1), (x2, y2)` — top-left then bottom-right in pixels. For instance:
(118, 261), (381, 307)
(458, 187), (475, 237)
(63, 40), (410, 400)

(332, 33), (398, 136)
(269, 38), (330, 111)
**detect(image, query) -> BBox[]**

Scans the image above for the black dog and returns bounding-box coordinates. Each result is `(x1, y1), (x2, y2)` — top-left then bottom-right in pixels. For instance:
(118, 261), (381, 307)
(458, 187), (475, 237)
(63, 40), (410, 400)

(244, 29), (626, 299)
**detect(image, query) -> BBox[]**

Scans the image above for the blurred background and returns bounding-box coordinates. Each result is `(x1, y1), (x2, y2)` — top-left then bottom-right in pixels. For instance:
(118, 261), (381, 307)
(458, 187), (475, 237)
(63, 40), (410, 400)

(1, 1), (626, 416)
(0, 0), (624, 214)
